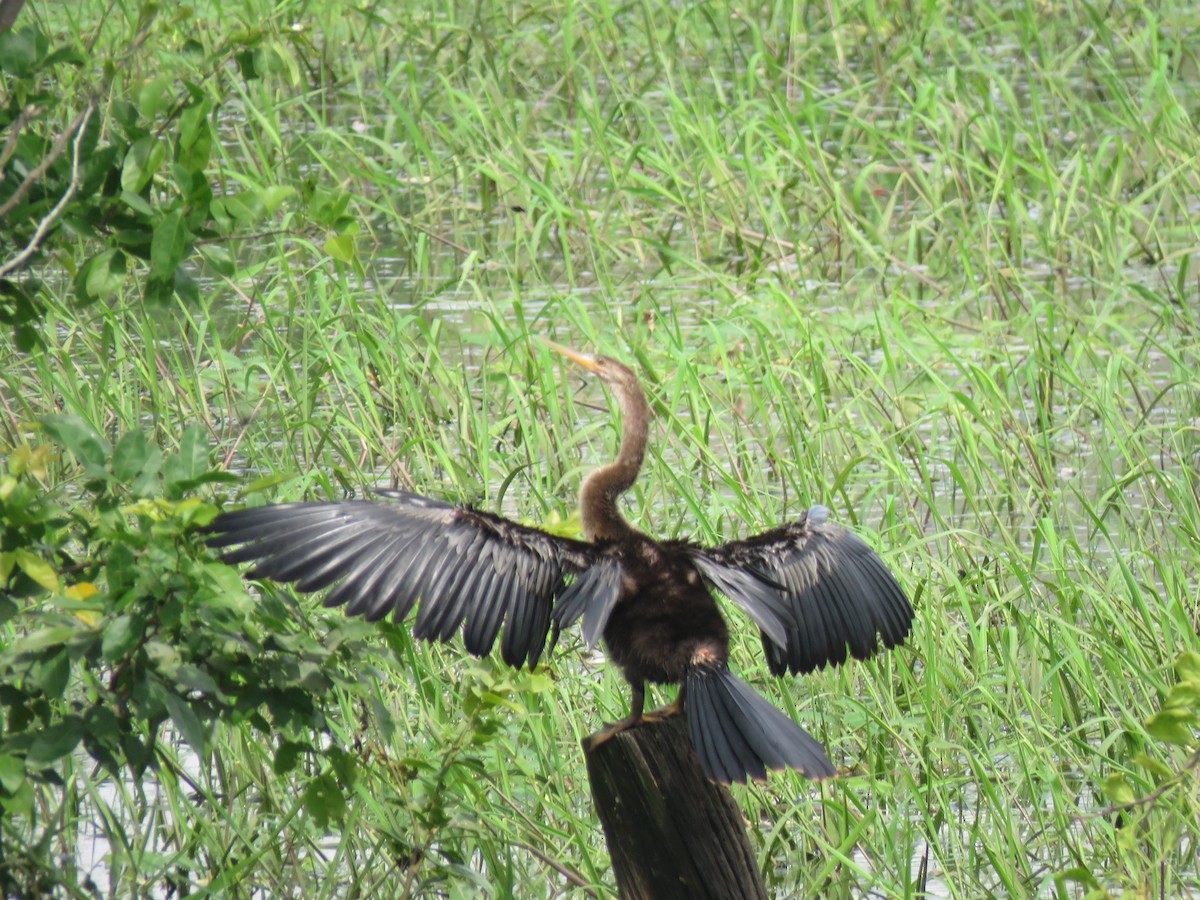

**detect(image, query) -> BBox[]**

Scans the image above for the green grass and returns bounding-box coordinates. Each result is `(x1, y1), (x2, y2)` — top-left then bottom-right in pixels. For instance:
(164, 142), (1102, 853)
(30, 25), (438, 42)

(4, 0), (1200, 895)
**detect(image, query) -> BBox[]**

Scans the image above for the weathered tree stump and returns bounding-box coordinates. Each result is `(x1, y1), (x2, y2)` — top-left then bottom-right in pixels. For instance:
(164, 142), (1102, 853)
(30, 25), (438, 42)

(0, 0), (28, 30)
(584, 716), (767, 900)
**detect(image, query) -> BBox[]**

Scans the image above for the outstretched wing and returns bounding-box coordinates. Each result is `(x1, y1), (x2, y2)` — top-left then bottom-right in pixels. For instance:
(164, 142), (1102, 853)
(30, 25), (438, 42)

(204, 490), (617, 670)
(690, 506), (912, 676)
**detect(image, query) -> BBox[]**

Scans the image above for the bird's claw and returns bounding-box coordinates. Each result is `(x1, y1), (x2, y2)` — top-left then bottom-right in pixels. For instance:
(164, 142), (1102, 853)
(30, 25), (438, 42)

(583, 693), (686, 751)
(641, 696), (684, 723)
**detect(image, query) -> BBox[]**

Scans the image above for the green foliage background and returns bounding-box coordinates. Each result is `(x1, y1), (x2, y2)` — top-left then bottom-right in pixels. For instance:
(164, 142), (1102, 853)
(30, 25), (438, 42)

(3, 0), (1200, 896)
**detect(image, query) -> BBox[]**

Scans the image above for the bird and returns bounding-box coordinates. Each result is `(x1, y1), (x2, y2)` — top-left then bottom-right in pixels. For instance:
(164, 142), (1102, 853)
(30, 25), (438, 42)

(204, 340), (913, 784)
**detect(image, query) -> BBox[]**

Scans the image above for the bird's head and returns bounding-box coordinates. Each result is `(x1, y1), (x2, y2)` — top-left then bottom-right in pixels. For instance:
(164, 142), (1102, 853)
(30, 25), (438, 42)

(541, 339), (639, 391)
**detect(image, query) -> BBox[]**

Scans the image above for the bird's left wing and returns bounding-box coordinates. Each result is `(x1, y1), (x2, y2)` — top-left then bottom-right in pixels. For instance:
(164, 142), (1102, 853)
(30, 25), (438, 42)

(690, 506), (913, 676)
(204, 491), (611, 670)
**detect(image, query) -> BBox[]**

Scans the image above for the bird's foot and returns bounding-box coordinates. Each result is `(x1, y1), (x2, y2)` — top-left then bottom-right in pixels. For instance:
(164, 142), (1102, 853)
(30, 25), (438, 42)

(582, 712), (643, 752)
(641, 694), (684, 723)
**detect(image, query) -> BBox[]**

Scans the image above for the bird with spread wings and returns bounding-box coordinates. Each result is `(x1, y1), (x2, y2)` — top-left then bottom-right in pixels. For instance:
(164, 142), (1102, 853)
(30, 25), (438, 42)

(206, 342), (913, 784)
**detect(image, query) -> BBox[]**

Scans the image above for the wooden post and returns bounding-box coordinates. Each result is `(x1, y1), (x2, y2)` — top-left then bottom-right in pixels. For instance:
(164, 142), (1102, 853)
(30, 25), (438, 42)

(584, 716), (768, 900)
(0, 0), (28, 30)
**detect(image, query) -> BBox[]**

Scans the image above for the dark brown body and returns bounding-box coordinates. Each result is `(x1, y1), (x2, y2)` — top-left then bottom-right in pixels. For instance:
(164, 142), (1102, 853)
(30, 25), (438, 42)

(601, 536), (729, 688)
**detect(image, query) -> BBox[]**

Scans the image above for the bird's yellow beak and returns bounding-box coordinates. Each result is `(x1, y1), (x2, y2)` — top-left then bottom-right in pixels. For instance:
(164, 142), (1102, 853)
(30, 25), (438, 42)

(541, 338), (601, 373)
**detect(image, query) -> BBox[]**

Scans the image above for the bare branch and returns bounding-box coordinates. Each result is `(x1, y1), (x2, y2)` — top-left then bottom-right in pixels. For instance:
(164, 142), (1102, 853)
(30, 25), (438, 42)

(0, 101), (96, 279)
(1081, 746), (1200, 820)
(0, 105), (41, 174)
(0, 100), (96, 221)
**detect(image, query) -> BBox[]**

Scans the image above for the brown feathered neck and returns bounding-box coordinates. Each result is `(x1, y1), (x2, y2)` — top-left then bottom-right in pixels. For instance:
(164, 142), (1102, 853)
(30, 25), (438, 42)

(580, 374), (649, 543)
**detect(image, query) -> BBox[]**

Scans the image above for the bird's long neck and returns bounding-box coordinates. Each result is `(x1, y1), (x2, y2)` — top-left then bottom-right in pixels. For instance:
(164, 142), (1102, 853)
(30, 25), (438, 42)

(581, 381), (649, 542)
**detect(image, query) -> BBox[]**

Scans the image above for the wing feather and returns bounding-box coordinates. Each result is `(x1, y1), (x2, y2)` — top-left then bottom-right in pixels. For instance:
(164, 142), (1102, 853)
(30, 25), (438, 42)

(326, 531), (415, 618)
(204, 491), (599, 670)
(550, 557), (624, 650)
(693, 507), (913, 676)
(462, 565), (504, 656)
(480, 563), (522, 653)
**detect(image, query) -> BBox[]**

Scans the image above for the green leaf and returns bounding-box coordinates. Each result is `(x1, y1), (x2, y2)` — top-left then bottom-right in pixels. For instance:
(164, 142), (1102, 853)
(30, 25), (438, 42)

(14, 323), (39, 352)
(239, 472), (297, 495)
(1054, 867), (1099, 889)
(1165, 681), (1200, 711)
(173, 665), (219, 695)
(75, 250), (127, 304)
(296, 660), (329, 692)
(10, 625), (75, 655)
(14, 549), (60, 592)
(172, 265), (200, 306)
(212, 191), (263, 223)
(197, 244), (235, 276)
(122, 136), (168, 193)
(1176, 651), (1200, 685)
(145, 640), (181, 676)
(0, 27), (50, 76)
(150, 210), (190, 280)
(34, 650), (71, 698)
(120, 190), (156, 217)
(143, 275), (174, 305)
(40, 415), (111, 473)
(164, 692), (208, 755)
(84, 705), (121, 744)
(136, 76), (171, 119)
(324, 235), (357, 262)
(113, 432), (164, 501)
(235, 49), (258, 80)
(81, 710), (123, 776)
(273, 741), (307, 776)
(255, 41), (300, 83)
(179, 100), (211, 148)
(302, 773), (346, 828)
(118, 733), (153, 779)
(522, 672), (554, 694)
(258, 185), (295, 214)
(1102, 773), (1136, 806)
(0, 780), (34, 817)
(310, 186), (350, 226)
(162, 426), (209, 498)
(101, 614), (143, 662)
(0, 755), (26, 794)
(1145, 707), (1198, 746)
(113, 430), (156, 483)
(1133, 753), (1174, 781)
(107, 543), (137, 598)
(327, 746), (357, 787)
(27, 716), (85, 767)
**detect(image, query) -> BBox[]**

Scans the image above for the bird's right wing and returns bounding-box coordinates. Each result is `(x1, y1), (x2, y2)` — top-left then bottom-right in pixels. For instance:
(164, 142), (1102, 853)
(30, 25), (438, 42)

(204, 491), (619, 670)
(690, 506), (912, 676)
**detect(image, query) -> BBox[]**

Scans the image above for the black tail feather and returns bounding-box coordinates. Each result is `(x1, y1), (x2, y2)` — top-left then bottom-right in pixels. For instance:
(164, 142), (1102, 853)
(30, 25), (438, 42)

(685, 665), (836, 784)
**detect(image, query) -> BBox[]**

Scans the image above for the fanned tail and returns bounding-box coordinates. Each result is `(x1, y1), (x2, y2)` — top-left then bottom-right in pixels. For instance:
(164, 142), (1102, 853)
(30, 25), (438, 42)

(685, 665), (836, 784)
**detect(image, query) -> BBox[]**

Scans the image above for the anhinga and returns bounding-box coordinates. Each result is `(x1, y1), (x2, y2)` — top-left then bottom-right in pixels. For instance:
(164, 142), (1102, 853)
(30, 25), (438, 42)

(205, 342), (913, 784)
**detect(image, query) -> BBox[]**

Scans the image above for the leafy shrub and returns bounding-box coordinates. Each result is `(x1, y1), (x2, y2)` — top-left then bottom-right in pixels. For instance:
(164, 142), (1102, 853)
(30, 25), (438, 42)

(0, 418), (388, 892)
(0, 15), (351, 350)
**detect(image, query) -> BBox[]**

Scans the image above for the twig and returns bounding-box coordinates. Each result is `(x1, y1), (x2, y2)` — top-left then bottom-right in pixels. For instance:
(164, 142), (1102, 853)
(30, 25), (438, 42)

(0, 100), (93, 221)
(0, 104), (40, 174)
(510, 840), (598, 895)
(488, 783), (597, 893)
(1081, 746), (1200, 820)
(0, 101), (96, 278)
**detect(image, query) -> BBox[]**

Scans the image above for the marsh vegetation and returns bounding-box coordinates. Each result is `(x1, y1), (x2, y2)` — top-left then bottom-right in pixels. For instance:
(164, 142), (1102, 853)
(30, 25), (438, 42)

(2, 1), (1199, 896)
